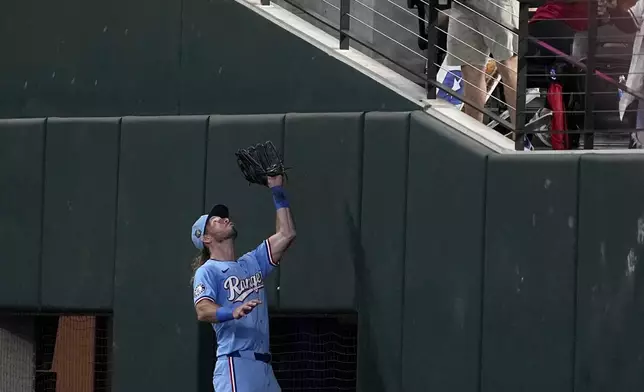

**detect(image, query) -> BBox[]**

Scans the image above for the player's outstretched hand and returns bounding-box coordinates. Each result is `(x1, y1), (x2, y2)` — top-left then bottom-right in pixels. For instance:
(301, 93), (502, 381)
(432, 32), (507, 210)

(233, 299), (262, 319)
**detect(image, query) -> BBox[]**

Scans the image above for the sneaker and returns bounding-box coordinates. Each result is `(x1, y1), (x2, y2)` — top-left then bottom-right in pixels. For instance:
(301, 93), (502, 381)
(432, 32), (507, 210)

(629, 133), (643, 149)
(524, 135), (534, 151)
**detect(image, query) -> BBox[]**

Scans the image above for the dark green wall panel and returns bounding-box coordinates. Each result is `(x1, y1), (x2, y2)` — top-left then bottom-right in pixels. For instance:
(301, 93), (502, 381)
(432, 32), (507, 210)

(278, 113), (362, 311)
(206, 114), (285, 310)
(40, 118), (119, 310)
(575, 155), (644, 392)
(0, 119), (44, 309)
(7, 111), (644, 392)
(178, 0), (417, 115)
(482, 155), (578, 392)
(0, 0), (181, 118)
(402, 112), (491, 392)
(0, 0), (416, 118)
(112, 116), (207, 392)
(356, 112), (409, 392)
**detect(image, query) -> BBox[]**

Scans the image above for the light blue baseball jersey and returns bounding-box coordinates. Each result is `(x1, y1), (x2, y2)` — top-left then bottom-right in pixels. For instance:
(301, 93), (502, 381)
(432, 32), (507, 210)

(193, 239), (277, 356)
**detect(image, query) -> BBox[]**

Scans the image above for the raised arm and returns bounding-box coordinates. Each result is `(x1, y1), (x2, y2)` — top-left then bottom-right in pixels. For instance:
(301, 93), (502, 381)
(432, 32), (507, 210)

(266, 175), (296, 264)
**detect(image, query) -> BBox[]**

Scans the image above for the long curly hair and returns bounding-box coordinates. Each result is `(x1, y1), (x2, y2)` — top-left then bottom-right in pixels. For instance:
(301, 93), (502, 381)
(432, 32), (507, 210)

(190, 247), (210, 285)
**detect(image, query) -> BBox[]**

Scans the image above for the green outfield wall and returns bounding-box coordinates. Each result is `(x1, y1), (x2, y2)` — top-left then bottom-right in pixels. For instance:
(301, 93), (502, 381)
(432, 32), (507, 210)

(1, 112), (644, 392)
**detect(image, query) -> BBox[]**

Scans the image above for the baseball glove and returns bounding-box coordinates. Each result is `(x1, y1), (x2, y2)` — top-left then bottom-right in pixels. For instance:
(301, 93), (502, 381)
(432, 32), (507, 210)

(235, 141), (287, 186)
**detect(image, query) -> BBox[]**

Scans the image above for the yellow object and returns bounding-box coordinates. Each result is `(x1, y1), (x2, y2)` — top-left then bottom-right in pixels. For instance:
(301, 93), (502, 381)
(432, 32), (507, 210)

(485, 60), (497, 76)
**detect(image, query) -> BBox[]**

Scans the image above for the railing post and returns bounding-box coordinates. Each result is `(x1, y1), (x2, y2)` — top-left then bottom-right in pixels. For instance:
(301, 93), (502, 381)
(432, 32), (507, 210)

(584, 0), (597, 149)
(425, 0), (438, 99)
(515, 1), (529, 150)
(340, 0), (350, 50)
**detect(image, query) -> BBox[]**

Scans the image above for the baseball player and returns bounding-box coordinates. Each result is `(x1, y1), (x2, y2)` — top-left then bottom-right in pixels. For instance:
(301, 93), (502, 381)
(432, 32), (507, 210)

(191, 172), (295, 392)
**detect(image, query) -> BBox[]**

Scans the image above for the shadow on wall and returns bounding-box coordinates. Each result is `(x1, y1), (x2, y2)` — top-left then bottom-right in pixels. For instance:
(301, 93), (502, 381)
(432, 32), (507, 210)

(344, 203), (388, 392)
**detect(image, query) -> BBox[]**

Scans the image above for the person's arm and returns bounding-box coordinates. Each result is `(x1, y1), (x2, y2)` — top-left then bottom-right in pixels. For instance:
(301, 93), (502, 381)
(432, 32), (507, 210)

(195, 298), (261, 323)
(193, 268), (261, 323)
(266, 175), (296, 265)
(609, 0), (642, 32)
(609, 7), (640, 32)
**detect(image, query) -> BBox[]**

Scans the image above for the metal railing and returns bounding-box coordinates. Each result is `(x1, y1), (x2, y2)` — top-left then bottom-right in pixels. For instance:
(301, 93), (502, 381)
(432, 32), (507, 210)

(268, 0), (514, 130)
(513, 0), (644, 150)
(261, 0), (644, 151)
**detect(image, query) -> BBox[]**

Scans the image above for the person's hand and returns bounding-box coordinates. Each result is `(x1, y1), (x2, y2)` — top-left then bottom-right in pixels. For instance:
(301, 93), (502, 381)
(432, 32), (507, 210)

(233, 299), (262, 319)
(267, 174), (284, 188)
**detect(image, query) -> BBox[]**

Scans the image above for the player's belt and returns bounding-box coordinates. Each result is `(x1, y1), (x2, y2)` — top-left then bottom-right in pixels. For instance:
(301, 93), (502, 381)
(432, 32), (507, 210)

(227, 350), (272, 364)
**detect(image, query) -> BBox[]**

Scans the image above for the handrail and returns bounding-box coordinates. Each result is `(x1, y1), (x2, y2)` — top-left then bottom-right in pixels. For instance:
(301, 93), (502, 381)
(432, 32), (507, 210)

(270, 0), (516, 132)
(268, 0), (642, 150)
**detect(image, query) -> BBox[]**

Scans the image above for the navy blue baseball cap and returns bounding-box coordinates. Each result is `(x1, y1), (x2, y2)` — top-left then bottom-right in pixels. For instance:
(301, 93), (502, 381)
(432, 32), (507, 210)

(191, 204), (229, 249)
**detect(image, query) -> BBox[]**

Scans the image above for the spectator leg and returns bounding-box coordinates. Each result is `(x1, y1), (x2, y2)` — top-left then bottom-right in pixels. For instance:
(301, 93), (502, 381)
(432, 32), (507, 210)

(634, 100), (644, 148)
(498, 56), (518, 126)
(461, 64), (488, 122)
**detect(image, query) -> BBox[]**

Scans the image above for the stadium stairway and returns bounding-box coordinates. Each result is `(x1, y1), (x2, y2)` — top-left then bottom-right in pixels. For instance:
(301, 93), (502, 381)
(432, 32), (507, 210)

(232, 0), (517, 153)
(234, 0), (644, 152)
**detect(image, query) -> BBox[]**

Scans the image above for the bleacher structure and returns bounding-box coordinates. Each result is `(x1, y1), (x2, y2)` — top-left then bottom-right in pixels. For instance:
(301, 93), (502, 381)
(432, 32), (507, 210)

(234, 0), (642, 151)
